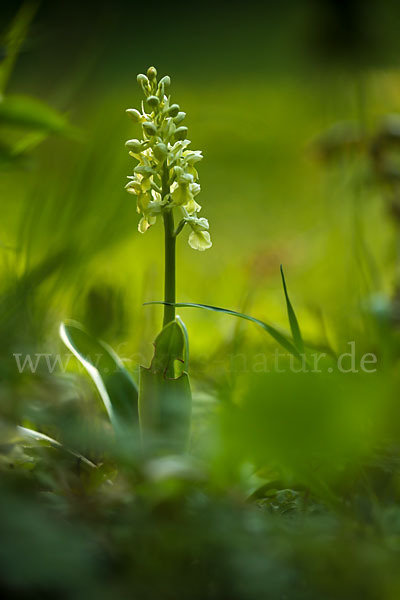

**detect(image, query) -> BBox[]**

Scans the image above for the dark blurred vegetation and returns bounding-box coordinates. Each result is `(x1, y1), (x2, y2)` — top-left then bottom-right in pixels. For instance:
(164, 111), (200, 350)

(3, 0), (400, 598)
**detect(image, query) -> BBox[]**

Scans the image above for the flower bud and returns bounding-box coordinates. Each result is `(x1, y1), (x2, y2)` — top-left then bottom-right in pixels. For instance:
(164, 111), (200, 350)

(147, 95), (160, 108)
(174, 111), (186, 124)
(126, 108), (142, 123)
(153, 142), (168, 161)
(174, 126), (188, 141)
(147, 66), (157, 80)
(137, 73), (149, 93)
(135, 165), (154, 177)
(142, 122), (157, 136)
(125, 139), (142, 152)
(167, 104), (180, 117)
(159, 76), (171, 88)
(137, 73), (148, 85)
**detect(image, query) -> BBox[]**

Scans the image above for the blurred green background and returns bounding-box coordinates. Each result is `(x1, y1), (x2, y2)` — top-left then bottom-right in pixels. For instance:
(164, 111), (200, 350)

(3, 2), (400, 598)
(3, 0), (400, 364)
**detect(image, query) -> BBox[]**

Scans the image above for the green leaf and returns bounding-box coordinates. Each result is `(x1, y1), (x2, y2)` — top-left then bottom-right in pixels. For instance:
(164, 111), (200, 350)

(149, 320), (187, 378)
(16, 426), (96, 470)
(11, 130), (49, 155)
(0, 131), (49, 167)
(176, 315), (189, 371)
(280, 265), (304, 354)
(139, 369), (191, 453)
(139, 319), (191, 453)
(0, 95), (79, 137)
(0, 1), (39, 94)
(144, 302), (301, 360)
(59, 321), (138, 431)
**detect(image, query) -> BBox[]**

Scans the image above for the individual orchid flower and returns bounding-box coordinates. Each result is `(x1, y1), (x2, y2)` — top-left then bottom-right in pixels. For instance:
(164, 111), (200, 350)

(184, 215), (212, 251)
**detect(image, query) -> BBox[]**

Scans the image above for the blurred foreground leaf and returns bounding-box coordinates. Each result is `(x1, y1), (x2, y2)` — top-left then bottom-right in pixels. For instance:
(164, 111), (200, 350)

(0, 94), (79, 137)
(16, 425), (96, 470)
(219, 370), (389, 502)
(59, 321), (138, 431)
(0, 1), (39, 94)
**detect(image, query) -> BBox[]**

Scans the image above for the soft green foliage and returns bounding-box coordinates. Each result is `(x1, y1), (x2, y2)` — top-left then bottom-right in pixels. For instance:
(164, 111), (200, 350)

(0, 3), (77, 167)
(60, 321), (138, 431)
(0, 1), (38, 94)
(0, 94), (78, 136)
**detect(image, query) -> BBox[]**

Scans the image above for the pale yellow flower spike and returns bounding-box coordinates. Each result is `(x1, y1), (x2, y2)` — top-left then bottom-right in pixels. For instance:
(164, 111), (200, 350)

(125, 66), (212, 251)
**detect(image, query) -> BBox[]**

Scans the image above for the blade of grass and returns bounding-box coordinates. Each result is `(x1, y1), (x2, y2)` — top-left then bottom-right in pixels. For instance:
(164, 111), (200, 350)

(16, 426), (96, 469)
(0, 1), (39, 94)
(280, 265), (304, 354)
(144, 301), (301, 360)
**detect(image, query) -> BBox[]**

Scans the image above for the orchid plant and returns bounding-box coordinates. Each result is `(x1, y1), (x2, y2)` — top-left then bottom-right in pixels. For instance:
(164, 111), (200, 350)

(125, 66), (211, 327)
(54, 68), (303, 457)
(123, 66), (214, 450)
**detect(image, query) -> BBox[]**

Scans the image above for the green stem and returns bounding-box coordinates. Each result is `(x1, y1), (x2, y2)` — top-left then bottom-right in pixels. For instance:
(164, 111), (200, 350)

(162, 164), (175, 326)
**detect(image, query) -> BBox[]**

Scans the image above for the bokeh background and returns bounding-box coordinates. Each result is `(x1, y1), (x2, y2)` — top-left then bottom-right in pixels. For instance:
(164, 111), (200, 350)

(3, 0), (400, 368)
(3, 2), (400, 599)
